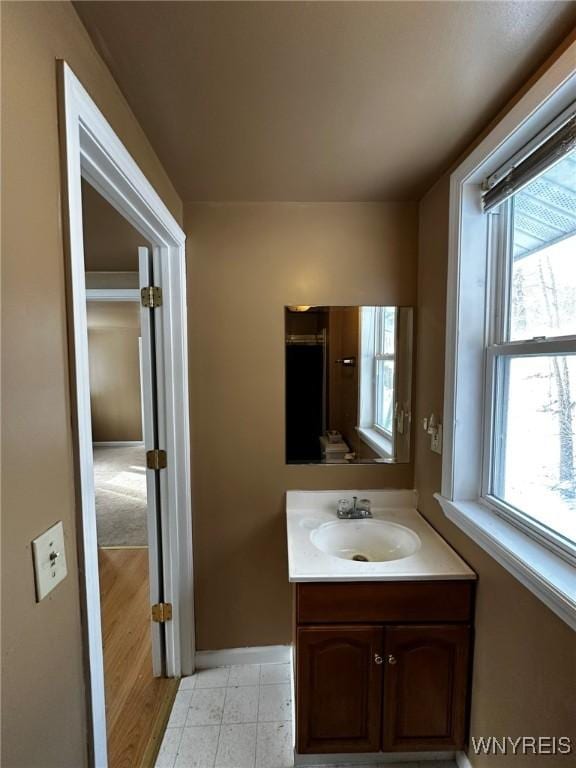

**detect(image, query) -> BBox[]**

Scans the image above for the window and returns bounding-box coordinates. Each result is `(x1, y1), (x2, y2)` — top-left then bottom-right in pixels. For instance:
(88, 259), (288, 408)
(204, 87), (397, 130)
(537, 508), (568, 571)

(437, 51), (576, 632)
(485, 144), (576, 557)
(374, 306), (397, 436)
(358, 306), (397, 458)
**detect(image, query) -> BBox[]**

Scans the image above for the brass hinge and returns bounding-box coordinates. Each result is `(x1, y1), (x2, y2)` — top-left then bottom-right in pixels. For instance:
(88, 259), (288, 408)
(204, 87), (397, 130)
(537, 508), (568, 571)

(146, 449), (167, 470)
(151, 602), (173, 623)
(141, 286), (162, 308)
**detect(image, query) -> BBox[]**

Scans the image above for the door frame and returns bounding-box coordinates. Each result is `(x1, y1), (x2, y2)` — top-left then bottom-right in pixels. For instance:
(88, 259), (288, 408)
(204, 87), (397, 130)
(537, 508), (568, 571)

(58, 61), (194, 767)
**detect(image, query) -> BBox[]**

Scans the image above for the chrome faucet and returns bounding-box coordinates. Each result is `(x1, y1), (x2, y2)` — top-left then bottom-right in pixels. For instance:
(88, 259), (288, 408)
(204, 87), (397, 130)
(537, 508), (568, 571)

(336, 496), (372, 519)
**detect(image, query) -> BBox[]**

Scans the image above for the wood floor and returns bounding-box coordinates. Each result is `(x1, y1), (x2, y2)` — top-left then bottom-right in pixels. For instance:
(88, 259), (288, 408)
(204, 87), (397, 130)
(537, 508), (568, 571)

(98, 547), (178, 768)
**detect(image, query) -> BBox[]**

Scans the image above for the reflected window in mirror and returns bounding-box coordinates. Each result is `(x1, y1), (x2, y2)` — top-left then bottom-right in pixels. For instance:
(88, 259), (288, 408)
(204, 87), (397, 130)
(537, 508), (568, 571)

(285, 306), (413, 465)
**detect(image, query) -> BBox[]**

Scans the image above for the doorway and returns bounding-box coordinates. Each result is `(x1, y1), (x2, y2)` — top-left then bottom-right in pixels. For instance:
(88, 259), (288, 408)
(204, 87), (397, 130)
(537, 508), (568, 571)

(59, 62), (194, 767)
(83, 179), (179, 764)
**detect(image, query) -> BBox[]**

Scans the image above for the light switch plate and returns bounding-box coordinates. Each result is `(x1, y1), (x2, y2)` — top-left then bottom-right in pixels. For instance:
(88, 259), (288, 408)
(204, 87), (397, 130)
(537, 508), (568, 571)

(431, 423), (443, 455)
(32, 521), (67, 601)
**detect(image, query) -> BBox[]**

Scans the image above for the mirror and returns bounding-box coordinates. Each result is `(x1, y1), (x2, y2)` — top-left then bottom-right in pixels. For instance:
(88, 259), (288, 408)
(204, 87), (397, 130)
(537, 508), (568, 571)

(285, 306), (413, 464)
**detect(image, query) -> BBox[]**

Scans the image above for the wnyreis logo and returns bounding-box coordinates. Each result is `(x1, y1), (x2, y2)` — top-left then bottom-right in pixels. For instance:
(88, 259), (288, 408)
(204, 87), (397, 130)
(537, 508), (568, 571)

(471, 736), (573, 756)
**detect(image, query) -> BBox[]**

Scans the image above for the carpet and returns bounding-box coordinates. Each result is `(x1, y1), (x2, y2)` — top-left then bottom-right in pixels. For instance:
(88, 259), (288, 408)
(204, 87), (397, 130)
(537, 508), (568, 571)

(94, 445), (148, 546)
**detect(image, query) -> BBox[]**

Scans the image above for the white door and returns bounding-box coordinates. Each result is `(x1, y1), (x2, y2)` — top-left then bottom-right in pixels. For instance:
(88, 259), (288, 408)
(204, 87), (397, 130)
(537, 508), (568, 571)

(139, 246), (165, 676)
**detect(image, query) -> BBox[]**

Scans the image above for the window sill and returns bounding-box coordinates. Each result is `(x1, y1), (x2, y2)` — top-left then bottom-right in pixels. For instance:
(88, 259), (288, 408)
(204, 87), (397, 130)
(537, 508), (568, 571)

(434, 494), (576, 631)
(357, 426), (393, 459)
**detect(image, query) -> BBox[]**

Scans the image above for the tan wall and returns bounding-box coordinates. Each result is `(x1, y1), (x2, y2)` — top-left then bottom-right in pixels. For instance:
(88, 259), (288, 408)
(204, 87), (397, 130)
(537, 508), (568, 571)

(87, 302), (142, 442)
(1, 3), (181, 766)
(186, 202), (418, 649)
(82, 179), (147, 271)
(415, 177), (576, 766)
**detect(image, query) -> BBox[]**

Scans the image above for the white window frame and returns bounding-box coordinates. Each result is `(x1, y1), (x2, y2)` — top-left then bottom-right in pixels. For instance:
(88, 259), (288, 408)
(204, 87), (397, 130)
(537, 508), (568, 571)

(358, 306), (396, 459)
(435, 41), (576, 632)
(483, 198), (576, 561)
(374, 306), (397, 439)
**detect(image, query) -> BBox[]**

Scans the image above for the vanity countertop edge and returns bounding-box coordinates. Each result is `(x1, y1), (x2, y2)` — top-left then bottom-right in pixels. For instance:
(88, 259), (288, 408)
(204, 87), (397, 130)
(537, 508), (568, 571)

(286, 489), (477, 583)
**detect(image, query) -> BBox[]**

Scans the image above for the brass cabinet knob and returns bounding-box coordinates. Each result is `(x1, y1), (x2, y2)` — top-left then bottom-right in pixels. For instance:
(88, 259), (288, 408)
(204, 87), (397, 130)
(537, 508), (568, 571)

(374, 653), (383, 665)
(387, 654), (397, 665)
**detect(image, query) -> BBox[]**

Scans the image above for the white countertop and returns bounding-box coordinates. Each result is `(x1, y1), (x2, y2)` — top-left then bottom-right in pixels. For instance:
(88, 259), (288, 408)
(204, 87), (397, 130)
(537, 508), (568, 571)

(286, 490), (476, 582)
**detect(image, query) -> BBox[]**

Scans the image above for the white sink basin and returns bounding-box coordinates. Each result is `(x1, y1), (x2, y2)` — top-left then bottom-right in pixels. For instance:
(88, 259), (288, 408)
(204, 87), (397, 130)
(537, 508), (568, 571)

(310, 519), (421, 563)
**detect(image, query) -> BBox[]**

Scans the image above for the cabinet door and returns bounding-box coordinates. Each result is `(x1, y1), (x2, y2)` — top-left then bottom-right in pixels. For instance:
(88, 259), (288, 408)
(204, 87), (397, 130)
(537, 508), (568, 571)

(296, 625), (383, 754)
(383, 624), (471, 751)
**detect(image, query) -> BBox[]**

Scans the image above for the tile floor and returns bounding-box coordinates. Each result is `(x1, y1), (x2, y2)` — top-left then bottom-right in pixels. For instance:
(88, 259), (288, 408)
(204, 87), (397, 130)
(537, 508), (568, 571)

(156, 663), (458, 768)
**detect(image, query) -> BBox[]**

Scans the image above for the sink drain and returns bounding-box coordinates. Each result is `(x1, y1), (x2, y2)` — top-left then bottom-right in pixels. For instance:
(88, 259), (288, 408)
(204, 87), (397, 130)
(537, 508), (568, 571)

(352, 553), (369, 562)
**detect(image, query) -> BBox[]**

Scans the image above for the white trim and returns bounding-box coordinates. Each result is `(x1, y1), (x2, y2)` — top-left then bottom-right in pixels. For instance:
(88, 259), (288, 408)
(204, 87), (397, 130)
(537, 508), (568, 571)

(357, 306), (397, 459)
(483, 493), (576, 565)
(58, 61), (194, 767)
(92, 441), (144, 447)
(86, 288), (140, 301)
(358, 305), (375, 432)
(440, 41), (576, 630)
(456, 751), (473, 768)
(356, 426), (393, 459)
(488, 337), (576, 357)
(435, 495), (576, 632)
(195, 645), (292, 669)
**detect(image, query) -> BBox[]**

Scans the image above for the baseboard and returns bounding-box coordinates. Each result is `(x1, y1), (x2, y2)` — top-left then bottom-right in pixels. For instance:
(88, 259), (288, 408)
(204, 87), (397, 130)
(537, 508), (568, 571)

(456, 751), (473, 768)
(93, 441), (144, 447)
(195, 644), (292, 668)
(294, 751), (455, 766)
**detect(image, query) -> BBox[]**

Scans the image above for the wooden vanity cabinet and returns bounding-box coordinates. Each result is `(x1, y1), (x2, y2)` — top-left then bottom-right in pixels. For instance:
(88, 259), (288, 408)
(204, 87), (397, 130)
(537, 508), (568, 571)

(382, 624), (471, 751)
(297, 625), (383, 753)
(294, 581), (474, 755)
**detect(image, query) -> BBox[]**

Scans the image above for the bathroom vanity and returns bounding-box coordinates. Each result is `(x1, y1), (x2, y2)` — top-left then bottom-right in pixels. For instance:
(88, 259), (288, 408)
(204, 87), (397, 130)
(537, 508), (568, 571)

(286, 490), (476, 760)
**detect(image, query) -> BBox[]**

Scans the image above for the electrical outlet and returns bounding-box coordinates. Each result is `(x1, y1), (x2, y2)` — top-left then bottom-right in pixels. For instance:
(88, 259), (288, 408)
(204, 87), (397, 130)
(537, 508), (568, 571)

(431, 423), (443, 455)
(32, 521), (67, 601)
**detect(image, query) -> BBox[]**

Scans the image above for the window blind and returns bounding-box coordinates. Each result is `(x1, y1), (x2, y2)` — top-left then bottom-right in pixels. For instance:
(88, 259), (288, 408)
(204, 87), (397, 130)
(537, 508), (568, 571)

(482, 106), (576, 212)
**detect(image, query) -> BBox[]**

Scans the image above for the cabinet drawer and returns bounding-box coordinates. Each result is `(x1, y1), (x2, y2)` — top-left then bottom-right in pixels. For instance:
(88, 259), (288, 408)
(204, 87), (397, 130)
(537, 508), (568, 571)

(296, 581), (474, 624)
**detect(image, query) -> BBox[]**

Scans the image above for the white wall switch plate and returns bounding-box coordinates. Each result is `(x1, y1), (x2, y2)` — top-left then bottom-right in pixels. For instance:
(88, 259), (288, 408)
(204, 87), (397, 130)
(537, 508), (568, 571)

(32, 521), (67, 601)
(431, 423), (443, 455)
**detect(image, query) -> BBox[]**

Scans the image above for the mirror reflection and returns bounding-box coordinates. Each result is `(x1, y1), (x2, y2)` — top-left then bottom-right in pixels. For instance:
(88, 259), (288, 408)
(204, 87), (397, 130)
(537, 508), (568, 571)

(285, 306), (413, 464)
